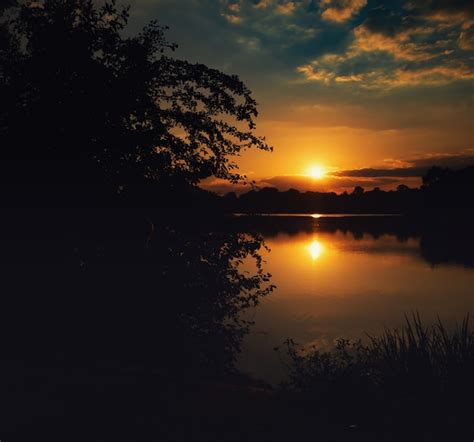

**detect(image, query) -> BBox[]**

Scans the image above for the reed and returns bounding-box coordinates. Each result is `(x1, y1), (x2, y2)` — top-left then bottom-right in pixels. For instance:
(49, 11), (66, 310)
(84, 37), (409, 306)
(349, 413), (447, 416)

(280, 313), (474, 414)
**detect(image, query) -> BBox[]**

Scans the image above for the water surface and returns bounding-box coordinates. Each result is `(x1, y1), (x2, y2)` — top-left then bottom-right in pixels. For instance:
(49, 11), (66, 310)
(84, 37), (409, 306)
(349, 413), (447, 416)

(237, 214), (474, 382)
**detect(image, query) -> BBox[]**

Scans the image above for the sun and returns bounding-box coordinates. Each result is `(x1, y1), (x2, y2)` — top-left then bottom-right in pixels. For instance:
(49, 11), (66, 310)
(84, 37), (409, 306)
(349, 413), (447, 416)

(307, 165), (326, 180)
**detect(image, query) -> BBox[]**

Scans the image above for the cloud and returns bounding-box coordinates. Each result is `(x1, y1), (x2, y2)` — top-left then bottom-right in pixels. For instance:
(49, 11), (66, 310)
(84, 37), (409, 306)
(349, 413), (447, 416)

(333, 152), (474, 178)
(335, 73), (363, 82)
(202, 150), (474, 194)
(320, 0), (367, 23)
(296, 64), (334, 83)
(298, 59), (474, 88)
(222, 14), (242, 23)
(277, 1), (297, 15)
(458, 25), (474, 49)
(252, 0), (298, 15)
(333, 167), (425, 178)
(377, 64), (474, 87)
(253, 0), (273, 8)
(221, 0), (242, 23)
(405, 0), (474, 27)
(228, 2), (241, 13)
(237, 35), (261, 51)
(409, 152), (474, 169)
(352, 24), (437, 62)
(297, 3), (474, 88)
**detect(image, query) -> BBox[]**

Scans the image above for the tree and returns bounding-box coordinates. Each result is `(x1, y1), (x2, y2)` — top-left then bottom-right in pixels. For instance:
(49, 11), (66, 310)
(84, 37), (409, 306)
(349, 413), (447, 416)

(0, 0), (271, 206)
(422, 166), (452, 189)
(397, 184), (409, 192)
(422, 166), (474, 209)
(352, 186), (364, 195)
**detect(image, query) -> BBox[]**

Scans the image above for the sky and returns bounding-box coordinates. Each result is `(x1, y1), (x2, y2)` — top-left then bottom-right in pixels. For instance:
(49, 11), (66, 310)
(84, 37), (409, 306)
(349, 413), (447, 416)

(126, 0), (474, 193)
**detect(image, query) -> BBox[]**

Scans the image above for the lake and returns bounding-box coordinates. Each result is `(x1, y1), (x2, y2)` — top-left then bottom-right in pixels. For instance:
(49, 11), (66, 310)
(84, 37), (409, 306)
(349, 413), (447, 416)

(1, 209), (473, 384)
(236, 214), (474, 382)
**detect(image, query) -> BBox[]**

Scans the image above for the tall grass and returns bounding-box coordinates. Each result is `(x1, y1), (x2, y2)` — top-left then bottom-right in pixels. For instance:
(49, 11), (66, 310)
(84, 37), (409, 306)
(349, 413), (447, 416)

(278, 313), (474, 436)
(368, 313), (474, 397)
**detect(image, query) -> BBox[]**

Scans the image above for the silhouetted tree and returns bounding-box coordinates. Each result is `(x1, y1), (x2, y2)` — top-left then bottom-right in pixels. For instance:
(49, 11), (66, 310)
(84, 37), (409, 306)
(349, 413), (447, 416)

(224, 184), (424, 214)
(397, 184), (409, 192)
(422, 166), (474, 209)
(422, 166), (452, 189)
(0, 2), (278, 438)
(0, 0), (271, 206)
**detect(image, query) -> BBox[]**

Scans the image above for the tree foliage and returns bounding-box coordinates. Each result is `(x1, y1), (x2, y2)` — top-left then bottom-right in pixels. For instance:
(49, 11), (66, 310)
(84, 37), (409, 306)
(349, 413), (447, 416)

(0, 0), (271, 205)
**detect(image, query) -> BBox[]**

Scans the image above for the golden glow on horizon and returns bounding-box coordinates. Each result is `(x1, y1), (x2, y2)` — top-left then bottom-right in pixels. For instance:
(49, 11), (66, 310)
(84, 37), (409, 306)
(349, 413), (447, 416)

(307, 165), (326, 180)
(308, 239), (324, 261)
(232, 119), (470, 193)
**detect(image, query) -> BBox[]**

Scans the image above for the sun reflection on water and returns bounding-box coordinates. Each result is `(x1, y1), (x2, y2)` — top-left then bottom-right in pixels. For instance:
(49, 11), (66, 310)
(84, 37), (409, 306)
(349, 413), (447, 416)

(308, 239), (324, 261)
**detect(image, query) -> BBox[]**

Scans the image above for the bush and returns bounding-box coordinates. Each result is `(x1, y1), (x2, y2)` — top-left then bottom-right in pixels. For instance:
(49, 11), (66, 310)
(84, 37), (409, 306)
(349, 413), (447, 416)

(278, 313), (474, 437)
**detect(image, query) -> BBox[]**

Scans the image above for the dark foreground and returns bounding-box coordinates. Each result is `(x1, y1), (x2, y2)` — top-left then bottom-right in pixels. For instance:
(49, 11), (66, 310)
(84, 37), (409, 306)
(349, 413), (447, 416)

(0, 209), (473, 441)
(1, 363), (472, 442)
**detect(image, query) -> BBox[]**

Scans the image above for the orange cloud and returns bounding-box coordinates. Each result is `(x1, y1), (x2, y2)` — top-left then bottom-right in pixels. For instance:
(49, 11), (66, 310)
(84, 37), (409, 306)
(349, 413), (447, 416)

(222, 14), (242, 23)
(352, 25), (438, 62)
(367, 64), (474, 88)
(296, 65), (334, 83)
(297, 14), (474, 89)
(254, 0), (273, 8)
(335, 74), (363, 82)
(320, 0), (367, 23)
(277, 1), (297, 15)
(297, 61), (474, 88)
(424, 11), (474, 29)
(221, 0), (242, 23)
(458, 25), (474, 49)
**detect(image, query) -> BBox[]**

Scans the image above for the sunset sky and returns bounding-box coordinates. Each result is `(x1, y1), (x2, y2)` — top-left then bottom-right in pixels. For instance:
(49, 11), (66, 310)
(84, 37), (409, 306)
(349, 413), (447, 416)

(128, 0), (473, 193)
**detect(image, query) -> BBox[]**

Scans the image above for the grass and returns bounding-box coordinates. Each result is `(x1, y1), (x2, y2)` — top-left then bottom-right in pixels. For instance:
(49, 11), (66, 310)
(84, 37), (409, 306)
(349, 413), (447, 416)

(277, 313), (474, 440)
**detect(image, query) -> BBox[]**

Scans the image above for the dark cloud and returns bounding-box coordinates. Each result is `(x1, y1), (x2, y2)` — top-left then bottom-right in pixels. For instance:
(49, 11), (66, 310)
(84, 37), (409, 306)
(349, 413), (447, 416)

(333, 167), (426, 178)
(410, 153), (474, 169)
(406, 0), (474, 19)
(333, 153), (474, 178)
(363, 6), (419, 37)
(262, 174), (404, 191)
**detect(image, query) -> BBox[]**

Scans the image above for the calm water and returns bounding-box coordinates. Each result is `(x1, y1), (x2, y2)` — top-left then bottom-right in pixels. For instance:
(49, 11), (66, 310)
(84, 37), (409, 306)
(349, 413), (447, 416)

(237, 214), (474, 382)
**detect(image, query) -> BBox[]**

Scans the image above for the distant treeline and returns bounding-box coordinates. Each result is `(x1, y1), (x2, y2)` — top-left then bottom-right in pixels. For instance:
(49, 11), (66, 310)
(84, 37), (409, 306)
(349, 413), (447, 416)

(215, 165), (474, 214)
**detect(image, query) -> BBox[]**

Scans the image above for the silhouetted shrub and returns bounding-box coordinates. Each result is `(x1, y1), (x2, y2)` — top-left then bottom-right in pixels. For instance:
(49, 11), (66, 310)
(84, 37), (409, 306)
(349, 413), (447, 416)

(278, 313), (474, 436)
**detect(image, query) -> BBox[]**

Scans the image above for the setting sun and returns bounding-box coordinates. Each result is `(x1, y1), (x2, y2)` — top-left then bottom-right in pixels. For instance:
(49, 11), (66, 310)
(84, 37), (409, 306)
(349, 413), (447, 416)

(307, 165), (326, 180)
